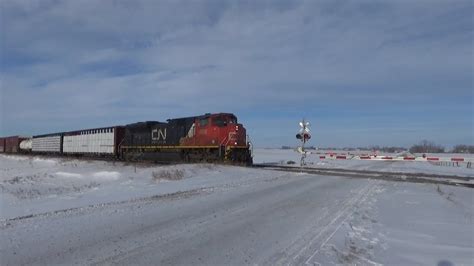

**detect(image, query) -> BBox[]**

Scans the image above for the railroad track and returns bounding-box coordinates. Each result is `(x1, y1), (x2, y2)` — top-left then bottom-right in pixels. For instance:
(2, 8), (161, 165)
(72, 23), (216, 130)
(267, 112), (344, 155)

(252, 163), (474, 188)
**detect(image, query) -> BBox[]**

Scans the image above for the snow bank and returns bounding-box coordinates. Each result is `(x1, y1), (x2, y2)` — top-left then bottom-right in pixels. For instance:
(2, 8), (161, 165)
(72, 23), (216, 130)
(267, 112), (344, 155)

(92, 171), (121, 180)
(55, 172), (83, 178)
(32, 158), (57, 164)
(0, 155), (278, 220)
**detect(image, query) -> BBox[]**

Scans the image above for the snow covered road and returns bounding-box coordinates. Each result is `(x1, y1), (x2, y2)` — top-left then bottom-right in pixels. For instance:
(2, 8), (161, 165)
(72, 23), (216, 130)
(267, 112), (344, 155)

(1, 156), (472, 265)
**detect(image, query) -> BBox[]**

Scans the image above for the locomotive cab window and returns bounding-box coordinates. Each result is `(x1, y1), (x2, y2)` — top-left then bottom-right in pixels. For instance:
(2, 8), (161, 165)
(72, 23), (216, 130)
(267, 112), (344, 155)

(213, 116), (227, 127)
(229, 116), (237, 124)
(199, 118), (209, 127)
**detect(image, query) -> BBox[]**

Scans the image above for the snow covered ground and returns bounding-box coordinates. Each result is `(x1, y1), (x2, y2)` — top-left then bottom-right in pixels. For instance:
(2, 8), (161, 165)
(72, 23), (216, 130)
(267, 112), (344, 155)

(0, 154), (270, 220)
(254, 148), (474, 177)
(0, 154), (473, 265)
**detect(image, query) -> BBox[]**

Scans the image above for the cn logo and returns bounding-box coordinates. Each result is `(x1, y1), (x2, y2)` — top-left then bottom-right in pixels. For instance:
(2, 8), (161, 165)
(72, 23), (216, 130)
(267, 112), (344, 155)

(152, 128), (167, 141)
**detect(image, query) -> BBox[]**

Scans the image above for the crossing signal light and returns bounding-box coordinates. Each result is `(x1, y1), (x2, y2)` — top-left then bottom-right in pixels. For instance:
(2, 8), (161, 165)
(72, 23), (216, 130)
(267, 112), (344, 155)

(296, 133), (311, 140)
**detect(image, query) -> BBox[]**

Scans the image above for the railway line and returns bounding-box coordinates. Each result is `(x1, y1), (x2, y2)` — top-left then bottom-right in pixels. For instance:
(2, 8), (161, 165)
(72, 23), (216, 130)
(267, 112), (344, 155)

(252, 163), (474, 188)
(2, 151), (473, 188)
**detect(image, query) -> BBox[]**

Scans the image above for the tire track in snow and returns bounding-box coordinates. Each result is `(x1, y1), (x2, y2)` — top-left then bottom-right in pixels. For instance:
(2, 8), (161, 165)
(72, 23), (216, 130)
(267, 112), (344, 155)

(266, 180), (381, 265)
(307, 181), (383, 265)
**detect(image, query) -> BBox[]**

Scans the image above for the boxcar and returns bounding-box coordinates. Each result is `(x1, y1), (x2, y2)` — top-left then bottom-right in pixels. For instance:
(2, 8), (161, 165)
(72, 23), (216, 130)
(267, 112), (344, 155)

(4, 136), (29, 153)
(0, 137), (5, 153)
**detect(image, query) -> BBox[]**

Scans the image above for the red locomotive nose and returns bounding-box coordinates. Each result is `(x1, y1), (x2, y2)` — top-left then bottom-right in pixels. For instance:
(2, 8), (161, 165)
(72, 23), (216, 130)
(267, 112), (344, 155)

(229, 123), (246, 146)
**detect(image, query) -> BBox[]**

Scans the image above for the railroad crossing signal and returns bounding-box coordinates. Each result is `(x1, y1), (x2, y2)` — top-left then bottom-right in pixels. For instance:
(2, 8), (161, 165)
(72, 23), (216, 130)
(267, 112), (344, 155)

(296, 120), (311, 143)
(296, 119), (311, 166)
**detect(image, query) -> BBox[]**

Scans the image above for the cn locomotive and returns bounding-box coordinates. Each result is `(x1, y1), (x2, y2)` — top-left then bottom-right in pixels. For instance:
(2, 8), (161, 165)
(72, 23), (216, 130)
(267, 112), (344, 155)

(0, 113), (253, 164)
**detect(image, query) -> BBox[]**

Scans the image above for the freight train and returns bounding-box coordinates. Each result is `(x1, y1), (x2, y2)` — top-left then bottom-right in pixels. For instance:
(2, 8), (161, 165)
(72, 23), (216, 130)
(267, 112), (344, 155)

(0, 113), (253, 164)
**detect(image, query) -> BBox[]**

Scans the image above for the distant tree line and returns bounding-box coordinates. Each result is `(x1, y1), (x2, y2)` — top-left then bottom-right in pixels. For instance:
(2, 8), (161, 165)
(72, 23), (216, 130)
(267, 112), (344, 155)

(282, 142), (474, 154)
(408, 141), (474, 154)
(451, 144), (474, 154)
(282, 145), (317, 150)
(336, 146), (407, 153)
(409, 140), (444, 153)
(368, 146), (406, 153)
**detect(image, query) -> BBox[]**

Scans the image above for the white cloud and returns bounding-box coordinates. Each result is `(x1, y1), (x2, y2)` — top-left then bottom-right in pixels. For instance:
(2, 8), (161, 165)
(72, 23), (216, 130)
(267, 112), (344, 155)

(1, 0), (472, 146)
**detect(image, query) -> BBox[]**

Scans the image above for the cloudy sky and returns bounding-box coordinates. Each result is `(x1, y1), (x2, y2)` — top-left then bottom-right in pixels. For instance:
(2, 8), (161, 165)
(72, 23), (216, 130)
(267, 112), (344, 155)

(1, 0), (472, 148)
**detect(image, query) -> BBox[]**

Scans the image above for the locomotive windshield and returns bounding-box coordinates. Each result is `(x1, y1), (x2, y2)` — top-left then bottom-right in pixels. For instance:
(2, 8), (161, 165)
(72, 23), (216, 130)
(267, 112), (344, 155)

(213, 116), (227, 127)
(213, 115), (238, 127)
(229, 115), (237, 124)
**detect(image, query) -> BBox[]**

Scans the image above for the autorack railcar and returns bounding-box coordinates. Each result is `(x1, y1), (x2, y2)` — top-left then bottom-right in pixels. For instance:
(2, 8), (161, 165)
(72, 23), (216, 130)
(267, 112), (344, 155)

(62, 126), (124, 157)
(32, 133), (63, 154)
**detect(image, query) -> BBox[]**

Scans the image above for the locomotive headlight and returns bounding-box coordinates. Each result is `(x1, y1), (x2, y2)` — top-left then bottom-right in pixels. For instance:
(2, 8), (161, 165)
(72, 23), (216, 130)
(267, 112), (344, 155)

(236, 126), (239, 130)
(234, 142), (237, 145)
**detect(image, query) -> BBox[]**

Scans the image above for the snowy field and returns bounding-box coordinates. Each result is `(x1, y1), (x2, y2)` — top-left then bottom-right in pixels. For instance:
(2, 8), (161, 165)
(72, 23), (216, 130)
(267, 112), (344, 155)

(254, 148), (474, 177)
(0, 155), (265, 220)
(0, 154), (473, 265)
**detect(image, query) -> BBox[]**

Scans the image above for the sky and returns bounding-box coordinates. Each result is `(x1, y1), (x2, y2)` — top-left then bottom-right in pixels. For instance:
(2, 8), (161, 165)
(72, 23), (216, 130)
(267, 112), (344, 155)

(1, 0), (472, 148)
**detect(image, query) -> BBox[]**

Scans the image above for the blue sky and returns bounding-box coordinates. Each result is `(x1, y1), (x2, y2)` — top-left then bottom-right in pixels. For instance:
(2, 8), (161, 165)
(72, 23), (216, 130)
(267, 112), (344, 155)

(1, 0), (472, 148)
